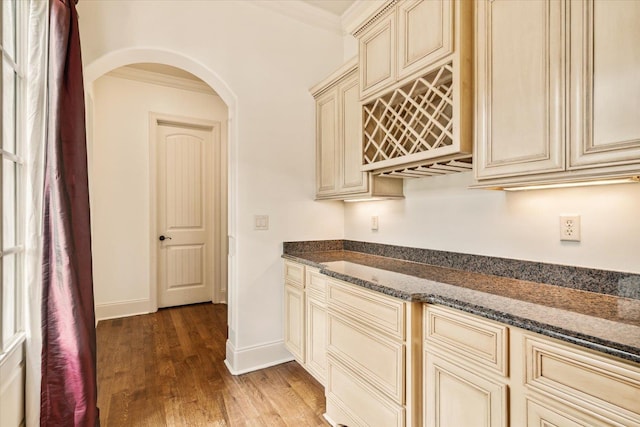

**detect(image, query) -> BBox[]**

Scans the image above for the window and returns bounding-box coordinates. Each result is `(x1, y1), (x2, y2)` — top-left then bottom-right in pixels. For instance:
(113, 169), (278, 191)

(1, 0), (25, 354)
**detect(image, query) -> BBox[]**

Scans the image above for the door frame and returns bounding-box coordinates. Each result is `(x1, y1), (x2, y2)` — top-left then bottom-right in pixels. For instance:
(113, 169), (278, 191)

(149, 112), (227, 311)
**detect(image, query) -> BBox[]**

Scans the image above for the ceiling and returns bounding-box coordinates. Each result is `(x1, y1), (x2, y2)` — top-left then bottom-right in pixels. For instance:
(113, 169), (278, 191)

(301, 0), (356, 16)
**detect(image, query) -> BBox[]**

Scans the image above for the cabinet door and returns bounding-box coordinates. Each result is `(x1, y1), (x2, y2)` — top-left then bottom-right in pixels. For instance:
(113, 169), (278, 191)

(284, 284), (305, 362)
(475, 0), (565, 180)
(305, 296), (327, 386)
(569, 0), (640, 168)
(424, 352), (507, 427)
(359, 10), (396, 100)
(397, 0), (453, 80)
(338, 72), (368, 194)
(316, 89), (339, 196)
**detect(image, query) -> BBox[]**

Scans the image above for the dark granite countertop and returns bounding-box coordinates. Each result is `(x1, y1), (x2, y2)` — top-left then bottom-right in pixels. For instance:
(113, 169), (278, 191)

(282, 249), (640, 364)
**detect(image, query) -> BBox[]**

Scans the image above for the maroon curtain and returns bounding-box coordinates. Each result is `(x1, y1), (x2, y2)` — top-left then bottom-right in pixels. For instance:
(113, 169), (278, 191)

(40, 0), (99, 425)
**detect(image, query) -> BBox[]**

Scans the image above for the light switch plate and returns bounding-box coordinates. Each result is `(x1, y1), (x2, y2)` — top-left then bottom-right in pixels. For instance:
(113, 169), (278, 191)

(254, 215), (269, 231)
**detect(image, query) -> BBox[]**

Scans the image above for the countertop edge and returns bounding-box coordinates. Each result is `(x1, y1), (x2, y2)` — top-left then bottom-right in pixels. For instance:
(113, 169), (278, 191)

(282, 253), (640, 364)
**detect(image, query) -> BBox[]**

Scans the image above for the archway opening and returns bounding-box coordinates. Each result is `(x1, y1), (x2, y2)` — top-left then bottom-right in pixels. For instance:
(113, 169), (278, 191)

(84, 50), (238, 357)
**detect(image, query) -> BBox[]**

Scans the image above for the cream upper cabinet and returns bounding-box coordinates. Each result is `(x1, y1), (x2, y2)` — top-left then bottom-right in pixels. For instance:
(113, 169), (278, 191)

(339, 75), (367, 193)
(569, 0), (640, 169)
(397, 0), (453, 80)
(314, 63), (368, 197)
(359, 9), (396, 99)
(315, 89), (339, 196)
(475, 0), (640, 188)
(474, 0), (565, 180)
(354, 0), (474, 178)
(357, 0), (455, 101)
(311, 59), (403, 201)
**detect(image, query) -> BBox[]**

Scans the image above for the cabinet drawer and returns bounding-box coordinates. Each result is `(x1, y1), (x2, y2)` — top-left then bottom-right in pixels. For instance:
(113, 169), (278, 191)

(326, 396), (361, 427)
(525, 395), (618, 427)
(424, 305), (508, 376)
(284, 261), (305, 287)
(328, 311), (405, 403)
(525, 335), (640, 424)
(327, 279), (405, 339)
(306, 268), (326, 299)
(326, 357), (405, 427)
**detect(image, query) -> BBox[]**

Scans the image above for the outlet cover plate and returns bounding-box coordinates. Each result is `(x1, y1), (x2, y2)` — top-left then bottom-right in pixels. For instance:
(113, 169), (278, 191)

(560, 215), (581, 241)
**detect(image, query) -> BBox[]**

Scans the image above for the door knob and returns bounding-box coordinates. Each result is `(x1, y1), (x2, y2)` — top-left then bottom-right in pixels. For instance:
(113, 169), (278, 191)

(159, 235), (172, 241)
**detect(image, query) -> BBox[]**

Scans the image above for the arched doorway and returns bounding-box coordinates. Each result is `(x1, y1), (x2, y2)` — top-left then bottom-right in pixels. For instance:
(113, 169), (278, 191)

(84, 49), (238, 366)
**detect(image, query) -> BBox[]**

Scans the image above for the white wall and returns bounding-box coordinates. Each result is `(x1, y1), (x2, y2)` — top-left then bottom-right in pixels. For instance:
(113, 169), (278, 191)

(344, 172), (640, 274)
(82, 0), (640, 378)
(90, 74), (229, 318)
(79, 0), (346, 372)
(338, 19), (640, 276)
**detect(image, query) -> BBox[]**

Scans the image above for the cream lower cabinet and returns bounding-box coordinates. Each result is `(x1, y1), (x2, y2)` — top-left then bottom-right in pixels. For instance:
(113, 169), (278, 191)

(304, 268), (328, 385)
(475, 0), (640, 188)
(424, 304), (640, 427)
(424, 354), (507, 427)
(284, 261), (306, 364)
(423, 305), (508, 427)
(325, 278), (422, 427)
(283, 261), (328, 386)
(516, 330), (640, 427)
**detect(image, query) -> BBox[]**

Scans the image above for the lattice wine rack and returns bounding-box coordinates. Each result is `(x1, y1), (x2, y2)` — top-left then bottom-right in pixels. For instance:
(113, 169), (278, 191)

(362, 62), (472, 178)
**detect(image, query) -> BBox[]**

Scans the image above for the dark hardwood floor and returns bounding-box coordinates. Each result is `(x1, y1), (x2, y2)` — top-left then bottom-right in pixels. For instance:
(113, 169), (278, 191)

(96, 303), (327, 426)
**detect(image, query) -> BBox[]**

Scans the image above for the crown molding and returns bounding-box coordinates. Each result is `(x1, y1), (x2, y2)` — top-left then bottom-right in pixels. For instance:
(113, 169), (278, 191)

(342, 0), (389, 35)
(309, 56), (357, 96)
(250, 0), (343, 34)
(106, 66), (217, 95)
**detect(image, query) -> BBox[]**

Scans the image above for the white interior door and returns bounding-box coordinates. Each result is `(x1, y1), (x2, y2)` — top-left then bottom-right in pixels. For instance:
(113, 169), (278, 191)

(157, 121), (214, 308)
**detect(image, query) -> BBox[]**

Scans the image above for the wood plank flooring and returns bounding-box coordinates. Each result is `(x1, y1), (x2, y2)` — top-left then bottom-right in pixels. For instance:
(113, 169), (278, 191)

(96, 303), (327, 426)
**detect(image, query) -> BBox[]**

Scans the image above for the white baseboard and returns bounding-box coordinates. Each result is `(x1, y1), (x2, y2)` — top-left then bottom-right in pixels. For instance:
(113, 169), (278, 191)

(95, 298), (151, 322)
(224, 339), (294, 375)
(323, 413), (337, 427)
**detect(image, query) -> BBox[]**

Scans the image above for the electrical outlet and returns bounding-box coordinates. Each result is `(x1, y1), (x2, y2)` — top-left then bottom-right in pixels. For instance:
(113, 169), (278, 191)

(371, 216), (379, 231)
(560, 215), (581, 241)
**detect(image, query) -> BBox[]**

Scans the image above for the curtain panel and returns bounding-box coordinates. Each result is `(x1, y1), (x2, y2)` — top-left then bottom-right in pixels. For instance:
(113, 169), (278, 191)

(40, 0), (99, 425)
